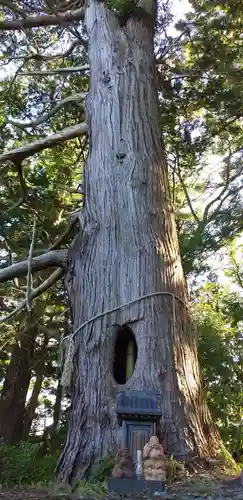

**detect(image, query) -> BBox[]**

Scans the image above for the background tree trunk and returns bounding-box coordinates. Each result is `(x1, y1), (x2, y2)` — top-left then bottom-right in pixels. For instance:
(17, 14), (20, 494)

(56, 0), (221, 484)
(52, 380), (63, 434)
(0, 324), (37, 443)
(22, 334), (48, 440)
(22, 369), (44, 441)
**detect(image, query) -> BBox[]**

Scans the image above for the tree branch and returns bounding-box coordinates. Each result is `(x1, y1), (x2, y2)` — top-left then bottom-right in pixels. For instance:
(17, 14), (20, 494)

(7, 93), (87, 130)
(0, 250), (67, 283)
(0, 122), (88, 163)
(12, 40), (85, 62)
(0, 268), (64, 325)
(230, 252), (243, 290)
(203, 162), (243, 223)
(0, 7), (86, 31)
(176, 166), (200, 223)
(155, 27), (189, 62)
(207, 183), (243, 223)
(22, 65), (89, 76)
(45, 0), (88, 48)
(48, 215), (78, 252)
(26, 217), (37, 312)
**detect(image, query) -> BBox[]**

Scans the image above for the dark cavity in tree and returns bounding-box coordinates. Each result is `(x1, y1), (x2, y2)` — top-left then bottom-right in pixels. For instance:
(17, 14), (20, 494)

(113, 324), (137, 385)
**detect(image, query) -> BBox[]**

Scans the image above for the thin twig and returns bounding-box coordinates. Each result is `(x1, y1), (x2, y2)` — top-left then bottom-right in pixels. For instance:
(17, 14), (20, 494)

(10, 39), (84, 62)
(26, 216), (37, 312)
(176, 166), (200, 224)
(47, 215), (78, 251)
(8, 92), (87, 130)
(0, 268), (64, 325)
(0, 338), (13, 353)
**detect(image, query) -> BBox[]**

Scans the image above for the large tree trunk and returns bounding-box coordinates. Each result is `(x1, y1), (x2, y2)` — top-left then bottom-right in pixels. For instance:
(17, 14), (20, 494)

(56, 0), (221, 484)
(0, 324), (37, 443)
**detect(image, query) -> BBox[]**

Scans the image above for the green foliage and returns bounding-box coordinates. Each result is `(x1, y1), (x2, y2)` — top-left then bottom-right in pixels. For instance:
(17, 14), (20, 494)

(42, 479), (106, 499)
(73, 480), (105, 498)
(0, 0), (86, 436)
(225, 243), (243, 290)
(219, 443), (239, 470)
(48, 481), (72, 498)
(106, 0), (136, 15)
(193, 281), (243, 457)
(0, 442), (58, 486)
(158, 0), (243, 274)
(166, 455), (186, 483)
(89, 455), (115, 482)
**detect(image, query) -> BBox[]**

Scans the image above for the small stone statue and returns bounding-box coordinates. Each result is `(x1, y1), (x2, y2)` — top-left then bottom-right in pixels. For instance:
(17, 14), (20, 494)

(112, 448), (135, 479)
(143, 436), (166, 481)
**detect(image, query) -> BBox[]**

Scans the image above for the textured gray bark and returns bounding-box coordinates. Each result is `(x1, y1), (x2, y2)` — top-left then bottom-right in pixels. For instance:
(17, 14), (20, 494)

(56, 0), (220, 484)
(0, 325), (37, 443)
(0, 250), (67, 282)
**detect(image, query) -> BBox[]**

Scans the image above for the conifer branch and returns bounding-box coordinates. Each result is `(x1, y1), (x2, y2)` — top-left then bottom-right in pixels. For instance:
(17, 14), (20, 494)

(0, 7), (85, 31)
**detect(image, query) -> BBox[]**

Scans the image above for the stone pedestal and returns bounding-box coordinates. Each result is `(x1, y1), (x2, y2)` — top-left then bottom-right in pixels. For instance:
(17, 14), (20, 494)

(108, 477), (165, 495)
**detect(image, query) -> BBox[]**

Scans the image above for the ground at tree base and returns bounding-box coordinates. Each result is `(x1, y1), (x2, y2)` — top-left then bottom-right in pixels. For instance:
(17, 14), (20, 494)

(1, 474), (243, 500)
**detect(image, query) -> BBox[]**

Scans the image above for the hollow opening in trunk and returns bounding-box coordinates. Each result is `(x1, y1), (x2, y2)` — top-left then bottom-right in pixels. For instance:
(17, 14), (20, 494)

(113, 324), (137, 385)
